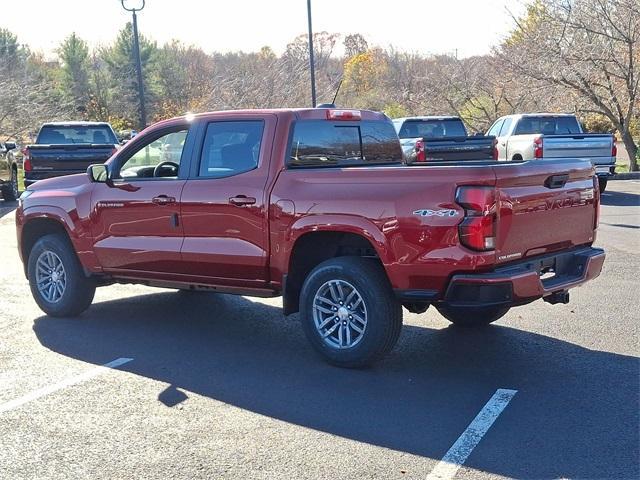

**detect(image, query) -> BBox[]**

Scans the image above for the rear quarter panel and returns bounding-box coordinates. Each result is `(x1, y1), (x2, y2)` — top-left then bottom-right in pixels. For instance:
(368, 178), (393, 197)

(506, 134), (537, 160)
(270, 165), (497, 293)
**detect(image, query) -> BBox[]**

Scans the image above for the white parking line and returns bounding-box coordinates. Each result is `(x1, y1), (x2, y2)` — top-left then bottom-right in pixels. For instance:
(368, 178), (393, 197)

(426, 388), (518, 480)
(0, 357), (133, 414)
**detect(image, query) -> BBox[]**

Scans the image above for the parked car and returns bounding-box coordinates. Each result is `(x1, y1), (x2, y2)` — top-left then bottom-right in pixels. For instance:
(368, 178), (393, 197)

(393, 116), (497, 163)
(16, 108), (604, 367)
(0, 141), (20, 201)
(487, 113), (616, 192)
(23, 122), (119, 187)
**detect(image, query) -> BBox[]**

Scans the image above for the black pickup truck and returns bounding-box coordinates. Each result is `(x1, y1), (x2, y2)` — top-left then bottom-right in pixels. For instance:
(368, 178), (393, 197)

(23, 122), (119, 187)
(393, 116), (496, 163)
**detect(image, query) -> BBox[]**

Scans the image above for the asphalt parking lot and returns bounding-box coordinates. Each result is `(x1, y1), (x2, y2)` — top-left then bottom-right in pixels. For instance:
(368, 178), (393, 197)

(0, 181), (638, 479)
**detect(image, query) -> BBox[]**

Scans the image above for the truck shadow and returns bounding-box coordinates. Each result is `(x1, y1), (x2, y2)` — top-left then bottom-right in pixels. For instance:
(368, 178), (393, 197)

(0, 200), (18, 219)
(33, 291), (639, 479)
(600, 188), (640, 207)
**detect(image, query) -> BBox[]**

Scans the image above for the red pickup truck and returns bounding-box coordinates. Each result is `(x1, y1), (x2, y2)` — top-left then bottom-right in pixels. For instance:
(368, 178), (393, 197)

(15, 108), (605, 367)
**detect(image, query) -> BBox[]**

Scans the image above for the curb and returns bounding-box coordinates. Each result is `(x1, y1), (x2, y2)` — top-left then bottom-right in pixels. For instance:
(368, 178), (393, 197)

(611, 172), (640, 180)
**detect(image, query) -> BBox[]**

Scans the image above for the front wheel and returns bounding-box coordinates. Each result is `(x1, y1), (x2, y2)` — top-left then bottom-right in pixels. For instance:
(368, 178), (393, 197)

(2, 168), (18, 201)
(436, 304), (510, 327)
(299, 257), (402, 368)
(28, 234), (96, 317)
(598, 177), (608, 193)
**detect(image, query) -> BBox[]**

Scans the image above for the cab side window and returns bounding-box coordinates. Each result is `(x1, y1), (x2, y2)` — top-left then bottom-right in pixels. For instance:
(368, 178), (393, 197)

(118, 128), (188, 180)
(198, 121), (264, 178)
(498, 118), (513, 136)
(487, 119), (504, 137)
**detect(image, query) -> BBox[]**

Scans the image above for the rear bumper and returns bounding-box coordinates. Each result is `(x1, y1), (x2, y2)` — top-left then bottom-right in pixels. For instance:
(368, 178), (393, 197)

(395, 246), (605, 308)
(594, 165), (616, 177)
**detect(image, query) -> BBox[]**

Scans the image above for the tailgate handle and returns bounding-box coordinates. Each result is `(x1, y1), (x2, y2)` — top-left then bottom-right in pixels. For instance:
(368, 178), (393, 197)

(545, 174), (569, 189)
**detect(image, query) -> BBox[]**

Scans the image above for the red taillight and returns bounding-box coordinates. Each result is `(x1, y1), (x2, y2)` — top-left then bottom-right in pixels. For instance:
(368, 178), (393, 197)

(612, 143), (617, 158)
(414, 139), (426, 162)
(456, 186), (497, 251)
(593, 175), (600, 230)
(22, 148), (32, 172)
(326, 109), (361, 121)
(533, 136), (543, 158)
(492, 138), (499, 160)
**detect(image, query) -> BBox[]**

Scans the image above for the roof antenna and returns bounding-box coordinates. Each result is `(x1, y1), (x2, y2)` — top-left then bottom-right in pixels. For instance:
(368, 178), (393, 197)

(332, 78), (343, 105)
(316, 78), (343, 108)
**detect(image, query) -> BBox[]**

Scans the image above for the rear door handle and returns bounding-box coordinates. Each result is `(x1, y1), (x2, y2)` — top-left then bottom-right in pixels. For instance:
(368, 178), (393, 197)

(229, 195), (256, 206)
(152, 195), (176, 205)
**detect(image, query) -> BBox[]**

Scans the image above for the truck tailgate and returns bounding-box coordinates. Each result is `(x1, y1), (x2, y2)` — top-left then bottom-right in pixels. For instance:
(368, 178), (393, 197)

(423, 136), (495, 161)
(493, 159), (597, 264)
(542, 134), (613, 160)
(28, 144), (115, 172)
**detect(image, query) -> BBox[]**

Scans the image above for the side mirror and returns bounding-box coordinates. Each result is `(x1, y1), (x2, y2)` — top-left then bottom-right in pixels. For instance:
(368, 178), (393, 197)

(87, 164), (112, 186)
(4, 141), (16, 151)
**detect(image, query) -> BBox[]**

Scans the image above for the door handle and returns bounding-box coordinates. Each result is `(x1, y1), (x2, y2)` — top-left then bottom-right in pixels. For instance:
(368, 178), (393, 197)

(152, 195), (176, 205)
(229, 195), (256, 206)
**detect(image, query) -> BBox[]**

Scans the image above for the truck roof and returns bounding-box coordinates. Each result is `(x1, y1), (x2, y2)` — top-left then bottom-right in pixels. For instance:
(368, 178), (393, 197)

(147, 108), (390, 132)
(504, 113), (577, 118)
(393, 116), (461, 122)
(41, 121), (114, 127)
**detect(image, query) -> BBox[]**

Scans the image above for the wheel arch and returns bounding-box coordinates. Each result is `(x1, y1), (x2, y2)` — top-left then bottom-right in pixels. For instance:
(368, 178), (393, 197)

(282, 220), (394, 315)
(19, 208), (82, 278)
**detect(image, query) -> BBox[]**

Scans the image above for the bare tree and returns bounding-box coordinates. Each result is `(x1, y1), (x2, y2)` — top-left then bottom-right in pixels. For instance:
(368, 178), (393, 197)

(499, 0), (639, 169)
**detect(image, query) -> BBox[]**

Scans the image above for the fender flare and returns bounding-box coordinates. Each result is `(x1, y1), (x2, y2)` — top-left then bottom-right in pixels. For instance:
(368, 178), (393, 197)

(286, 214), (396, 265)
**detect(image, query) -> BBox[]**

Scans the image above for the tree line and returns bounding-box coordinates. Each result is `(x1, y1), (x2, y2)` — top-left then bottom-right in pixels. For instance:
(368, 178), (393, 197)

(0, 0), (637, 169)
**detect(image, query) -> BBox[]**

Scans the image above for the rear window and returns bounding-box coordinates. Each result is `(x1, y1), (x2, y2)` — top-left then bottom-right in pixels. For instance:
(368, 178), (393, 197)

(514, 116), (581, 135)
(289, 120), (402, 168)
(37, 125), (117, 145)
(397, 119), (467, 139)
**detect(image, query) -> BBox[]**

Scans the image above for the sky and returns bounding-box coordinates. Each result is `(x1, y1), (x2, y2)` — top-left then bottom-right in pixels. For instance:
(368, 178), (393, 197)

(5, 0), (526, 59)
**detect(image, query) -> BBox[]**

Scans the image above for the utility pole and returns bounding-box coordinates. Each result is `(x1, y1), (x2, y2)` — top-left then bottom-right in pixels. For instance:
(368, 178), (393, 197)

(307, 0), (317, 107)
(121, 0), (147, 129)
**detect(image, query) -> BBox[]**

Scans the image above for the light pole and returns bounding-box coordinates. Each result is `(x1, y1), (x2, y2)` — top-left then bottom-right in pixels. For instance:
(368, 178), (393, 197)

(121, 0), (147, 129)
(306, 0), (317, 107)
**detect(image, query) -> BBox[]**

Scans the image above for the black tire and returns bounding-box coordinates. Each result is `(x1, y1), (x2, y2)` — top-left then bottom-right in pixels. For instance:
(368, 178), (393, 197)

(299, 257), (402, 368)
(436, 304), (509, 327)
(2, 167), (18, 201)
(28, 233), (96, 317)
(598, 177), (608, 193)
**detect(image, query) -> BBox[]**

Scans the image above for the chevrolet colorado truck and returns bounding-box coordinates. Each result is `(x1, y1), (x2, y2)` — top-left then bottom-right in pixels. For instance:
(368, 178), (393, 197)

(23, 121), (119, 187)
(16, 108), (605, 367)
(393, 116), (497, 163)
(487, 113), (616, 192)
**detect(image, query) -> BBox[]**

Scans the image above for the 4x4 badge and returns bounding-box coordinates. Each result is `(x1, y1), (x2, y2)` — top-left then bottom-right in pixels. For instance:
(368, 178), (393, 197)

(413, 209), (458, 217)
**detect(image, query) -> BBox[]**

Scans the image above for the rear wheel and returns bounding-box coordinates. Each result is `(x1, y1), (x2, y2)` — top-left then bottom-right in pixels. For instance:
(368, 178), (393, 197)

(28, 234), (95, 317)
(2, 168), (18, 201)
(436, 304), (509, 327)
(598, 177), (608, 193)
(300, 257), (402, 368)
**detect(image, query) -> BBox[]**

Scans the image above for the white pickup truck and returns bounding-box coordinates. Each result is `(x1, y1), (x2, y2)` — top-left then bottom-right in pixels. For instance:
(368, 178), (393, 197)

(487, 113), (616, 192)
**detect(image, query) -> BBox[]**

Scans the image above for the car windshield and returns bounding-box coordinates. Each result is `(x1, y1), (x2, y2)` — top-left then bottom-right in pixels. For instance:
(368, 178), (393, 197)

(37, 125), (117, 145)
(397, 119), (467, 139)
(514, 116), (582, 135)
